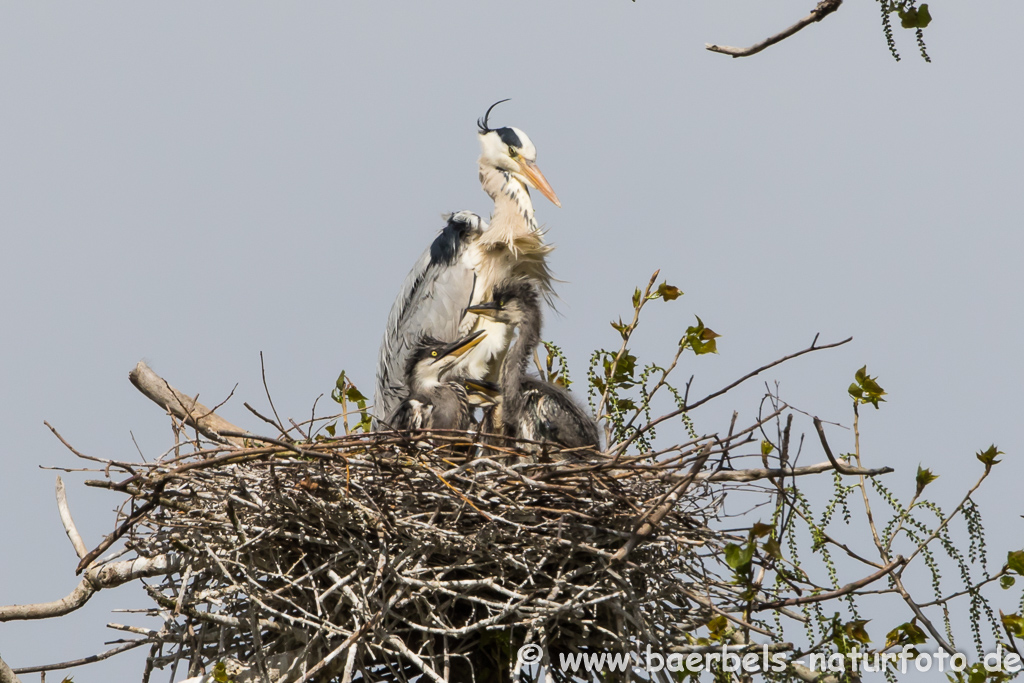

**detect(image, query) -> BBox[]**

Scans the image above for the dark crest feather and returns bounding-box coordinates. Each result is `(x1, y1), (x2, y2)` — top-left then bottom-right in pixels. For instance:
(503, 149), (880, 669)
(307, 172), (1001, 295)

(477, 99), (511, 134)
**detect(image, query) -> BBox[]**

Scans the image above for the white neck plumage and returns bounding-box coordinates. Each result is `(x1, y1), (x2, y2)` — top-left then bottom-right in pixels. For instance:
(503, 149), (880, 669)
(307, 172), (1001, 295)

(478, 164), (540, 250)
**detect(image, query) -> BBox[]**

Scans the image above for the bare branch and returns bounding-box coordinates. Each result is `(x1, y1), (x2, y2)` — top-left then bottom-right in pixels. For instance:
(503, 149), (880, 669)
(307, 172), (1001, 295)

(0, 554), (181, 622)
(754, 556), (905, 611)
(129, 361), (247, 446)
(0, 654), (23, 683)
(11, 640), (148, 675)
(812, 416), (862, 475)
(706, 0), (843, 58)
(55, 476), (87, 560)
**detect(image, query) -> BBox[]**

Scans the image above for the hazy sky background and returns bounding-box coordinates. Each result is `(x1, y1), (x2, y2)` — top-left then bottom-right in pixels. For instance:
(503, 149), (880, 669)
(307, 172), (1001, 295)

(2, 2), (1022, 680)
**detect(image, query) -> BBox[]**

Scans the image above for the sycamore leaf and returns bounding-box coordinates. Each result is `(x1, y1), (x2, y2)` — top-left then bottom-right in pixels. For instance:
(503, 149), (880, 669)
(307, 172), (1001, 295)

(1000, 575), (1016, 589)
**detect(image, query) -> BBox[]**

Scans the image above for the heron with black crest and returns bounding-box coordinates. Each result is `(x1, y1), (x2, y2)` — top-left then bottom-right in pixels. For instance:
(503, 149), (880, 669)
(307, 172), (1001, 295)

(373, 100), (561, 427)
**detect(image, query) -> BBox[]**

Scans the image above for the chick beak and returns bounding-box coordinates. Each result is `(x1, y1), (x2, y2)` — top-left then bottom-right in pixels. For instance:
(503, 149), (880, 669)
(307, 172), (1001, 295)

(465, 301), (501, 320)
(464, 378), (501, 398)
(434, 330), (486, 363)
(517, 159), (561, 208)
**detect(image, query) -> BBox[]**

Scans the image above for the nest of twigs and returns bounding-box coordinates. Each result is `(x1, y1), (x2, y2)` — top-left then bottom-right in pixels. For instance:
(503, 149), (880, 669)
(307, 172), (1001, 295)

(93, 427), (729, 683)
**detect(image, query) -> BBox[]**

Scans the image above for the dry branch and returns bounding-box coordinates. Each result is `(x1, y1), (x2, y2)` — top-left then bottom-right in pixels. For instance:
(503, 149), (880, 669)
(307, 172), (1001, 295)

(129, 361), (248, 446)
(706, 0), (843, 58)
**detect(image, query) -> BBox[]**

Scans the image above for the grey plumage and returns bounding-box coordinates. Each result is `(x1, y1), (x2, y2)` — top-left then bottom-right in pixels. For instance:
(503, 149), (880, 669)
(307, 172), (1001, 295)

(372, 103), (561, 427)
(384, 331), (485, 432)
(374, 212), (482, 424)
(467, 281), (600, 453)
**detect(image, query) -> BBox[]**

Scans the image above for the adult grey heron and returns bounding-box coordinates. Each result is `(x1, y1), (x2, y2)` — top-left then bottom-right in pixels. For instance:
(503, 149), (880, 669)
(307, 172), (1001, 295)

(466, 280), (601, 453)
(385, 330), (487, 432)
(373, 101), (561, 426)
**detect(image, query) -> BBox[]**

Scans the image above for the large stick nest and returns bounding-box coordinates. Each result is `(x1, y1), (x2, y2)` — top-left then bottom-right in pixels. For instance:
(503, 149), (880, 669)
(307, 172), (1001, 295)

(109, 430), (728, 682)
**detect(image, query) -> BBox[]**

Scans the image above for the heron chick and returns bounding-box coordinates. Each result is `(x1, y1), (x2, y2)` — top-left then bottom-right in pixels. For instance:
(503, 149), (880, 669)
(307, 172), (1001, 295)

(467, 281), (600, 454)
(385, 330), (487, 432)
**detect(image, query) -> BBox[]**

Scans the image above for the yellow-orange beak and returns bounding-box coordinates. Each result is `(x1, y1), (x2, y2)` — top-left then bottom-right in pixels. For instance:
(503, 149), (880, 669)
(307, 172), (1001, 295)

(517, 159), (561, 208)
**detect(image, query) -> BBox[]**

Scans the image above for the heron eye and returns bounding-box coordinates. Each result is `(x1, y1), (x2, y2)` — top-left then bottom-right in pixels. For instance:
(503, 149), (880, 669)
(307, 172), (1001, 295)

(430, 351), (438, 357)
(507, 146), (518, 158)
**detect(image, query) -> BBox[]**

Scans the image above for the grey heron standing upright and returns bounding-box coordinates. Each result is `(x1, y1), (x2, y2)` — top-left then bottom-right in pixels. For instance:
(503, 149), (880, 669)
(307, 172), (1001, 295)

(373, 101), (561, 426)
(467, 280), (601, 453)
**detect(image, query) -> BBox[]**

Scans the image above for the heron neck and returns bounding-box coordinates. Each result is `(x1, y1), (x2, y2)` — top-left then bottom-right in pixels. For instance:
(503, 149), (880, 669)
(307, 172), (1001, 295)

(500, 310), (542, 422)
(479, 164), (538, 238)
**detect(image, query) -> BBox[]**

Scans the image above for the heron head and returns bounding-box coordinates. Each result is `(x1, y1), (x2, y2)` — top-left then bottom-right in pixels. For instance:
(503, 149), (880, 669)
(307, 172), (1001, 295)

(465, 280), (539, 326)
(407, 331), (487, 384)
(477, 100), (561, 208)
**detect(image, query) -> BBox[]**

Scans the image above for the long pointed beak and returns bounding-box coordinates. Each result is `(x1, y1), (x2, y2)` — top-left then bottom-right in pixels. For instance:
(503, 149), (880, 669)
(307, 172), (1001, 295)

(517, 159), (561, 208)
(465, 301), (500, 319)
(464, 378), (501, 398)
(434, 330), (486, 363)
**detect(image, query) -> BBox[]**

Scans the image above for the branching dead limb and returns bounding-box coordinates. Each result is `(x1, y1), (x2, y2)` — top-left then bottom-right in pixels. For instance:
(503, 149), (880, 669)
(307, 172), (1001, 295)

(0, 554), (181, 622)
(706, 0), (843, 58)
(129, 361), (248, 446)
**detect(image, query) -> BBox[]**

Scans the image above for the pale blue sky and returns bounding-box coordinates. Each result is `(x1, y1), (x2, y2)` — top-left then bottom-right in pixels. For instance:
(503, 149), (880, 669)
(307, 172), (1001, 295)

(2, 2), (1022, 680)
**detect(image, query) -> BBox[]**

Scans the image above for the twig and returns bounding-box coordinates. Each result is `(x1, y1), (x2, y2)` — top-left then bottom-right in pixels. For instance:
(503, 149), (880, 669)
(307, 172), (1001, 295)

(55, 476), (88, 560)
(706, 0), (843, 58)
(11, 640), (148, 674)
(754, 556), (904, 611)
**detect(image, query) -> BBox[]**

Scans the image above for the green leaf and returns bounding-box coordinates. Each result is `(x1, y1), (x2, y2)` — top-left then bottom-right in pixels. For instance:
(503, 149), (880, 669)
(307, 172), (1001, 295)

(762, 537), (783, 560)
(884, 621), (927, 648)
(976, 444), (1003, 470)
(345, 385), (368, 403)
(655, 281), (682, 301)
(1001, 612), (1024, 638)
(750, 522), (773, 539)
(848, 365), (887, 408)
(917, 4), (932, 27)
(844, 619), (871, 644)
(325, 422), (337, 437)
(706, 615), (729, 639)
(915, 465), (937, 497)
(1000, 575), (1015, 589)
(683, 316), (721, 355)
(761, 440), (774, 456)
(610, 318), (629, 339)
(213, 661), (231, 683)
(724, 542), (754, 571)
(632, 287), (641, 308)
(1007, 550), (1024, 575)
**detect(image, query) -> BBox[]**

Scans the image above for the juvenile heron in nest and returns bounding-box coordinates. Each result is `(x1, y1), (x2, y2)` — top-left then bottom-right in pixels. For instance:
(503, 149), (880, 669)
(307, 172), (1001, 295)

(467, 280), (600, 453)
(385, 330), (487, 432)
(373, 100), (561, 427)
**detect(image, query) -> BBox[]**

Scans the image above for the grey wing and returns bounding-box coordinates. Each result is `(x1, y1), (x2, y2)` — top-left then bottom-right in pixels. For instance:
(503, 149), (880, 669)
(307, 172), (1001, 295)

(373, 212), (482, 425)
